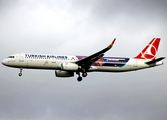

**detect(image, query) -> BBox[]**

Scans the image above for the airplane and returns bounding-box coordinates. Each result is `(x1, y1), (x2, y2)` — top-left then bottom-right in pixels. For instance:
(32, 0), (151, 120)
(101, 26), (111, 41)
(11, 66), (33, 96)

(2, 38), (165, 82)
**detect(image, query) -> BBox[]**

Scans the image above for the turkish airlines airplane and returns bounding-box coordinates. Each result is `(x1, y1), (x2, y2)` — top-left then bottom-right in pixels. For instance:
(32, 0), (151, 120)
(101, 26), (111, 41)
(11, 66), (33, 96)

(2, 38), (165, 82)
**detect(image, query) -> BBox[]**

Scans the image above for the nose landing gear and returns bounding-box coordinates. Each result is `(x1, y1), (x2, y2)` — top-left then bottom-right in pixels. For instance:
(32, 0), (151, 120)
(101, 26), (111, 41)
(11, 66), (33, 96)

(18, 68), (23, 76)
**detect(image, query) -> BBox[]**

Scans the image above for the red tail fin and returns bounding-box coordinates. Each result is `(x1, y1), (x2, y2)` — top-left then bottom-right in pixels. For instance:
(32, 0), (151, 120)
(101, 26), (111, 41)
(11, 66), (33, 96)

(134, 38), (161, 60)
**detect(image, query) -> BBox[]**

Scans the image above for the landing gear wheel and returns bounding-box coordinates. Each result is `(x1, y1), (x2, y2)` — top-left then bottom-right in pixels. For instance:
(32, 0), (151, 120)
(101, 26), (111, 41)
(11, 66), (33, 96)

(19, 73), (22, 76)
(77, 76), (82, 82)
(18, 68), (23, 77)
(82, 72), (87, 77)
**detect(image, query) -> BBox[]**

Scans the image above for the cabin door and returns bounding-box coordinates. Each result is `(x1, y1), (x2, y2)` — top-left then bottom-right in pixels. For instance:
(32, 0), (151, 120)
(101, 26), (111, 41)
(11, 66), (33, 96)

(52, 58), (56, 63)
(133, 60), (138, 67)
(19, 54), (24, 62)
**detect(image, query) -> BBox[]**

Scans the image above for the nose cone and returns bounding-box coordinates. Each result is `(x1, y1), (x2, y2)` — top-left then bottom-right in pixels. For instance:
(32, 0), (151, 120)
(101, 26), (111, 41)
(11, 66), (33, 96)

(2, 59), (7, 65)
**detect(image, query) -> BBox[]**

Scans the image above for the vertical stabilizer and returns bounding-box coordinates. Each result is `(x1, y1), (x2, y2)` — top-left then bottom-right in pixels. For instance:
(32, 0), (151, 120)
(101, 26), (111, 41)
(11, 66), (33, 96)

(134, 38), (161, 60)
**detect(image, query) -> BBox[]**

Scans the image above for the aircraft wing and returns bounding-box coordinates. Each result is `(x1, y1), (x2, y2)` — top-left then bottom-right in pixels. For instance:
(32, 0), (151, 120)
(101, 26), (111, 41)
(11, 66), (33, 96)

(75, 38), (116, 69)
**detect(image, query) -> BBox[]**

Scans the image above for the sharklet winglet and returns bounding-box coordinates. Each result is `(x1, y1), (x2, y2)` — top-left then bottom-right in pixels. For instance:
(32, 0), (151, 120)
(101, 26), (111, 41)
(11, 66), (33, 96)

(108, 38), (116, 48)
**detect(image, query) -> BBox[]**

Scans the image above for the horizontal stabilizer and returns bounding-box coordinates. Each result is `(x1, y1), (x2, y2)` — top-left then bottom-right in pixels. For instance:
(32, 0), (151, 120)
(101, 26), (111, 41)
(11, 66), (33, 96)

(145, 57), (165, 65)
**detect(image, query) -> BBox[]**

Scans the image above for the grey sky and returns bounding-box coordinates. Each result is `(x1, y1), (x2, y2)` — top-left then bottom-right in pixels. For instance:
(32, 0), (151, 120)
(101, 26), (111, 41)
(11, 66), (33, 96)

(0, 0), (167, 120)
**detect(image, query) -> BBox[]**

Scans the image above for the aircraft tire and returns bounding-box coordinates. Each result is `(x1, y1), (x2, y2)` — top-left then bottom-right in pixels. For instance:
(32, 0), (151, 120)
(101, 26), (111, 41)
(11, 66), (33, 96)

(82, 72), (87, 77)
(77, 76), (82, 82)
(19, 73), (22, 76)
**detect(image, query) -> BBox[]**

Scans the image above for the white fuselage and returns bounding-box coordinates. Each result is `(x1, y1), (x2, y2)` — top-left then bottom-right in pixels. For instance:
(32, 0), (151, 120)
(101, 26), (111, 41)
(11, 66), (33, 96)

(2, 53), (163, 72)
(2, 38), (164, 81)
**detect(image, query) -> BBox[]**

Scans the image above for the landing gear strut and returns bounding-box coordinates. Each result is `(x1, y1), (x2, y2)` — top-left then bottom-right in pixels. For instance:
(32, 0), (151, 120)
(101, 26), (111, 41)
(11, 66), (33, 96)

(18, 68), (23, 76)
(76, 71), (82, 82)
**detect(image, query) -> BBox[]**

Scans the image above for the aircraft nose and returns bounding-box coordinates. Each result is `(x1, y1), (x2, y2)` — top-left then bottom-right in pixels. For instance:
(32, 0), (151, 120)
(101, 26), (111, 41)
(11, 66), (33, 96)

(2, 59), (7, 65)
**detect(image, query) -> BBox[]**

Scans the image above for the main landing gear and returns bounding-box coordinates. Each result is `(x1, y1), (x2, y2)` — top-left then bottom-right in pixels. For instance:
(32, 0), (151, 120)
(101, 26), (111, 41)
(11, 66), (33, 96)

(82, 72), (87, 77)
(76, 72), (88, 82)
(18, 68), (23, 76)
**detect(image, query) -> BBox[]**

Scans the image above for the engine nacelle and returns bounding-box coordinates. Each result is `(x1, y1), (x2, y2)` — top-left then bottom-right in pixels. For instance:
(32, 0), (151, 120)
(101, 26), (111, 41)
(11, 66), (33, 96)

(55, 70), (74, 77)
(59, 63), (79, 71)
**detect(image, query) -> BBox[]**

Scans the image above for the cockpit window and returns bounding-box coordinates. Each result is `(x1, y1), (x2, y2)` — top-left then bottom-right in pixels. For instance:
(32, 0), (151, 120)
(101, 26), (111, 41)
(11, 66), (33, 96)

(7, 56), (14, 58)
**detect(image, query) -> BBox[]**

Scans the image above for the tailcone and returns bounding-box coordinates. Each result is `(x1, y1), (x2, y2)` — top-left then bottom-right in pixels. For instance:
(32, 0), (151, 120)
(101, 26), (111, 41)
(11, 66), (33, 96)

(156, 61), (163, 66)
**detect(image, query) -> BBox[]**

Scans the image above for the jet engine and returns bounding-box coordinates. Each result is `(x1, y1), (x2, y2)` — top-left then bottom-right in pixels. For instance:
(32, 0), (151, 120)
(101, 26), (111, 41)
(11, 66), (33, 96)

(59, 63), (79, 71)
(55, 70), (74, 77)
